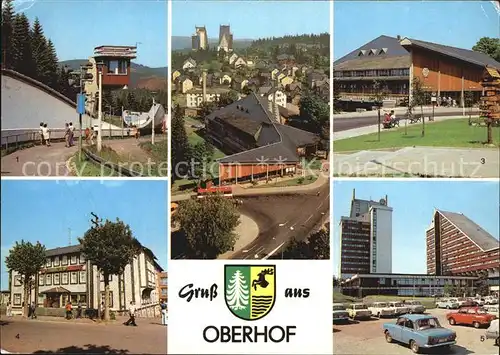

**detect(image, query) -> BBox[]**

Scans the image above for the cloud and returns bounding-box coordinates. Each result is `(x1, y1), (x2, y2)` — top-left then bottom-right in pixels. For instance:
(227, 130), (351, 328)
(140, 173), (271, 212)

(12, 0), (37, 12)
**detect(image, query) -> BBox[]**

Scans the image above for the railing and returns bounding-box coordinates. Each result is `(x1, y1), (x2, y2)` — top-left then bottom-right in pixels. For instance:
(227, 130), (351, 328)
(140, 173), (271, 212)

(1, 128), (139, 149)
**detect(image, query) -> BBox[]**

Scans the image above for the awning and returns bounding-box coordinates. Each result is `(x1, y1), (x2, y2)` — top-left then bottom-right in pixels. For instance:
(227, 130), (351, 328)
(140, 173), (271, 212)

(40, 287), (71, 294)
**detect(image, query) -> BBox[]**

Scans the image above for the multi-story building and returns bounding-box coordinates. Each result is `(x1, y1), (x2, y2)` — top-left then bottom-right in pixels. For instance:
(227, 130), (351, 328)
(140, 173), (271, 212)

(339, 189), (393, 279)
(185, 87), (230, 108)
(192, 26), (208, 51)
(158, 271), (168, 302)
(9, 244), (164, 314)
(342, 273), (478, 298)
(257, 87), (287, 108)
(218, 25), (233, 52)
(83, 45), (137, 115)
(426, 209), (500, 288)
(334, 35), (500, 110)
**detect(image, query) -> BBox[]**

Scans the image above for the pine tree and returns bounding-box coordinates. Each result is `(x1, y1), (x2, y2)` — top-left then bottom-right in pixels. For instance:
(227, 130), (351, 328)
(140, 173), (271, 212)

(11, 13), (34, 76)
(170, 105), (191, 180)
(45, 39), (59, 89)
(226, 270), (249, 311)
(1, 0), (15, 68)
(30, 17), (50, 83)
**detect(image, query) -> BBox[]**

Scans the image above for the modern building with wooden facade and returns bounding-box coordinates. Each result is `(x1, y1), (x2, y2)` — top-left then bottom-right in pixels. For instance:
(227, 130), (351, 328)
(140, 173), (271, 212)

(426, 210), (499, 278)
(9, 243), (163, 315)
(205, 92), (319, 183)
(333, 35), (500, 110)
(341, 273), (478, 298)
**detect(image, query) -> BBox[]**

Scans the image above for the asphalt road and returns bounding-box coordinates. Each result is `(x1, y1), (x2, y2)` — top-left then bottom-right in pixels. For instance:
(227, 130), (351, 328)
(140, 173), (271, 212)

(333, 109), (479, 132)
(231, 183), (330, 260)
(333, 308), (496, 354)
(0, 317), (167, 354)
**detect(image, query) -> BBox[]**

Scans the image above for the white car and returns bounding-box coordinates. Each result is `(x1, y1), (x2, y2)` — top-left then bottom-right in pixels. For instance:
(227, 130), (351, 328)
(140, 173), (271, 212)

(474, 298), (486, 306)
(387, 301), (409, 315)
(347, 303), (372, 320)
(485, 296), (499, 305)
(484, 305), (499, 317)
(436, 298), (459, 309)
(368, 302), (396, 318)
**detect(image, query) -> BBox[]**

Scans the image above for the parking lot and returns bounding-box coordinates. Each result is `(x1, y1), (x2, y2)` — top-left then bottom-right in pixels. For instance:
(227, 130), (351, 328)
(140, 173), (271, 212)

(333, 308), (498, 354)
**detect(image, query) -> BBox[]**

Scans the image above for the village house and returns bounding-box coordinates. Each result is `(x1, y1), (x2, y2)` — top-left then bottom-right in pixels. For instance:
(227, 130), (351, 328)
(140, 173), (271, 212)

(233, 56), (247, 68)
(232, 77), (249, 91)
(229, 53), (239, 65)
(280, 75), (294, 87)
(176, 76), (194, 94)
(172, 70), (181, 82)
(220, 73), (232, 85)
(204, 93), (319, 183)
(182, 58), (197, 70)
(185, 87), (231, 108)
(271, 68), (280, 80)
(258, 87), (287, 108)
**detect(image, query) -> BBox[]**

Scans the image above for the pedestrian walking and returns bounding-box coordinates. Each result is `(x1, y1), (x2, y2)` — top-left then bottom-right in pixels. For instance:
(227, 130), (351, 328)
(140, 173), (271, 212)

(76, 301), (82, 319)
(69, 122), (75, 146)
(64, 123), (70, 148)
(6, 302), (12, 317)
(42, 124), (51, 147)
(123, 301), (137, 326)
(65, 301), (73, 319)
(160, 300), (167, 325)
(30, 302), (37, 319)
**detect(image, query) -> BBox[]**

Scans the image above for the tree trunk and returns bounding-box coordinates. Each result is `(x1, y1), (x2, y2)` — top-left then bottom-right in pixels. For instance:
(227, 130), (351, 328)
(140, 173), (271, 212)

(23, 277), (29, 318)
(487, 121), (492, 144)
(377, 108), (381, 141)
(421, 104), (425, 137)
(104, 274), (110, 321)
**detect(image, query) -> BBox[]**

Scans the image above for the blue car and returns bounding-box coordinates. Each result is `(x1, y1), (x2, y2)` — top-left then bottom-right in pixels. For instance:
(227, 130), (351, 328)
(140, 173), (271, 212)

(383, 314), (457, 354)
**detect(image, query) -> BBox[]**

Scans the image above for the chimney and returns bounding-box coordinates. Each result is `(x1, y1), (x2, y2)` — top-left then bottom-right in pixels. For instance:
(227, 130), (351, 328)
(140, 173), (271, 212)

(385, 194), (388, 206)
(202, 70), (207, 103)
(397, 35), (401, 41)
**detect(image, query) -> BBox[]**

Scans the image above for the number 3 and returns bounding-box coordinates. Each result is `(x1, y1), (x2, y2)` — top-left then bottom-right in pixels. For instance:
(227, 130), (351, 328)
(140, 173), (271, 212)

(480, 158), (486, 164)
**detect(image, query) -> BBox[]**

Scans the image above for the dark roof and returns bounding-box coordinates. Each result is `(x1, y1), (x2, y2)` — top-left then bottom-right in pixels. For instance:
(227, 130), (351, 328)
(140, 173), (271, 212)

(334, 55), (410, 71)
(46, 245), (81, 257)
(437, 210), (499, 251)
(401, 37), (500, 69)
(335, 35), (409, 65)
(206, 93), (318, 164)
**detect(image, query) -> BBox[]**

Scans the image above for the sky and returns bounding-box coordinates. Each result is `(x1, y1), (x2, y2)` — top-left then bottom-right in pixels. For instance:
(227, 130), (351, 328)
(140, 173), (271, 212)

(332, 180), (500, 278)
(172, 0), (330, 38)
(0, 179), (168, 291)
(334, 1), (500, 60)
(13, 0), (167, 67)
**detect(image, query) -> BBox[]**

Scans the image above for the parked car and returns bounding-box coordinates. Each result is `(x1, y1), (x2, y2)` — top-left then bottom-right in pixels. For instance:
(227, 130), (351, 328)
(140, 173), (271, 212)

(404, 300), (426, 314)
(347, 303), (372, 320)
(485, 296), (499, 305)
(387, 301), (409, 316)
(483, 305), (499, 318)
(474, 297), (486, 306)
(459, 299), (479, 308)
(332, 303), (350, 323)
(446, 307), (497, 328)
(480, 318), (499, 346)
(369, 302), (396, 318)
(456, 298), (469, 306)
(436, 298), (459, 309)
(383, 314), (457, 354)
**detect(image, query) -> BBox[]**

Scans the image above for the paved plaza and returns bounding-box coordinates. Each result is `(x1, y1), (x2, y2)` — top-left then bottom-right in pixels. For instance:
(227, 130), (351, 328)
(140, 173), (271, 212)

(0, 316), (167, 354)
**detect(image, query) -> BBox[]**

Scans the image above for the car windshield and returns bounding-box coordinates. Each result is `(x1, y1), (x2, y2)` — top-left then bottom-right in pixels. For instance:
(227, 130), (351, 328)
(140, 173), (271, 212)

(449, 299), (458, 302)
(394, 303), (404, 307)
(375, 303), (388, 307)
(416, 317), (441, 330)
(410, 301), (422, 305)
(355, 304), (368, 309)
(333, 305), (345, 311)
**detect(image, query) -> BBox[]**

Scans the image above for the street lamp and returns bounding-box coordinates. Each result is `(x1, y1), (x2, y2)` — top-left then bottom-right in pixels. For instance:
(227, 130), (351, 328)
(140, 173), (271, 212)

(96, 62), (104, 152)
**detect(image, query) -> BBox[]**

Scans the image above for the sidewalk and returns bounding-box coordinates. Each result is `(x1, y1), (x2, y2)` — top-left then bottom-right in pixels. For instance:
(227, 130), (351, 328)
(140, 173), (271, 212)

(171, 170), (329, 202)
(333, 115), (476, 141)
(2, 314), (161, 326)
(218, 214), (259, 259)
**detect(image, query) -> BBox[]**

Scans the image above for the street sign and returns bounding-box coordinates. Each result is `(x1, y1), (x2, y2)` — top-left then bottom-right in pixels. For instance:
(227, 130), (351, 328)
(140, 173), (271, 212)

(77, 93), (85, 114)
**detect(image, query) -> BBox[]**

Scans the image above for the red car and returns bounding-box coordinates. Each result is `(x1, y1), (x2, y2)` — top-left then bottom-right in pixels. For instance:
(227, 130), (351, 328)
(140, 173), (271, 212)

(446, 307), (497, 328)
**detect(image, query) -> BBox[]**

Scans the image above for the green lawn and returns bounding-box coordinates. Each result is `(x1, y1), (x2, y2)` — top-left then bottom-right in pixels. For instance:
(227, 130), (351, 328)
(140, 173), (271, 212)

(334, 118), (500, 152)
(71, 152), (118, 177)
(254, 175), (317, 188)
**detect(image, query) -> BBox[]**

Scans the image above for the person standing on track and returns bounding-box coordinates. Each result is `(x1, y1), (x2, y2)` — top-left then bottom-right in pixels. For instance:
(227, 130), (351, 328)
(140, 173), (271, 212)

(69, 122), (75, 146)
(42, 123), (51, 147)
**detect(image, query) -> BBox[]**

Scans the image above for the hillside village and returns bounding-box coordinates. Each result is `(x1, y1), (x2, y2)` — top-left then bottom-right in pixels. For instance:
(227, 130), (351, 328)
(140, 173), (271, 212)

(171, 25), (330, 125)
(171, 25), (330, 191)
